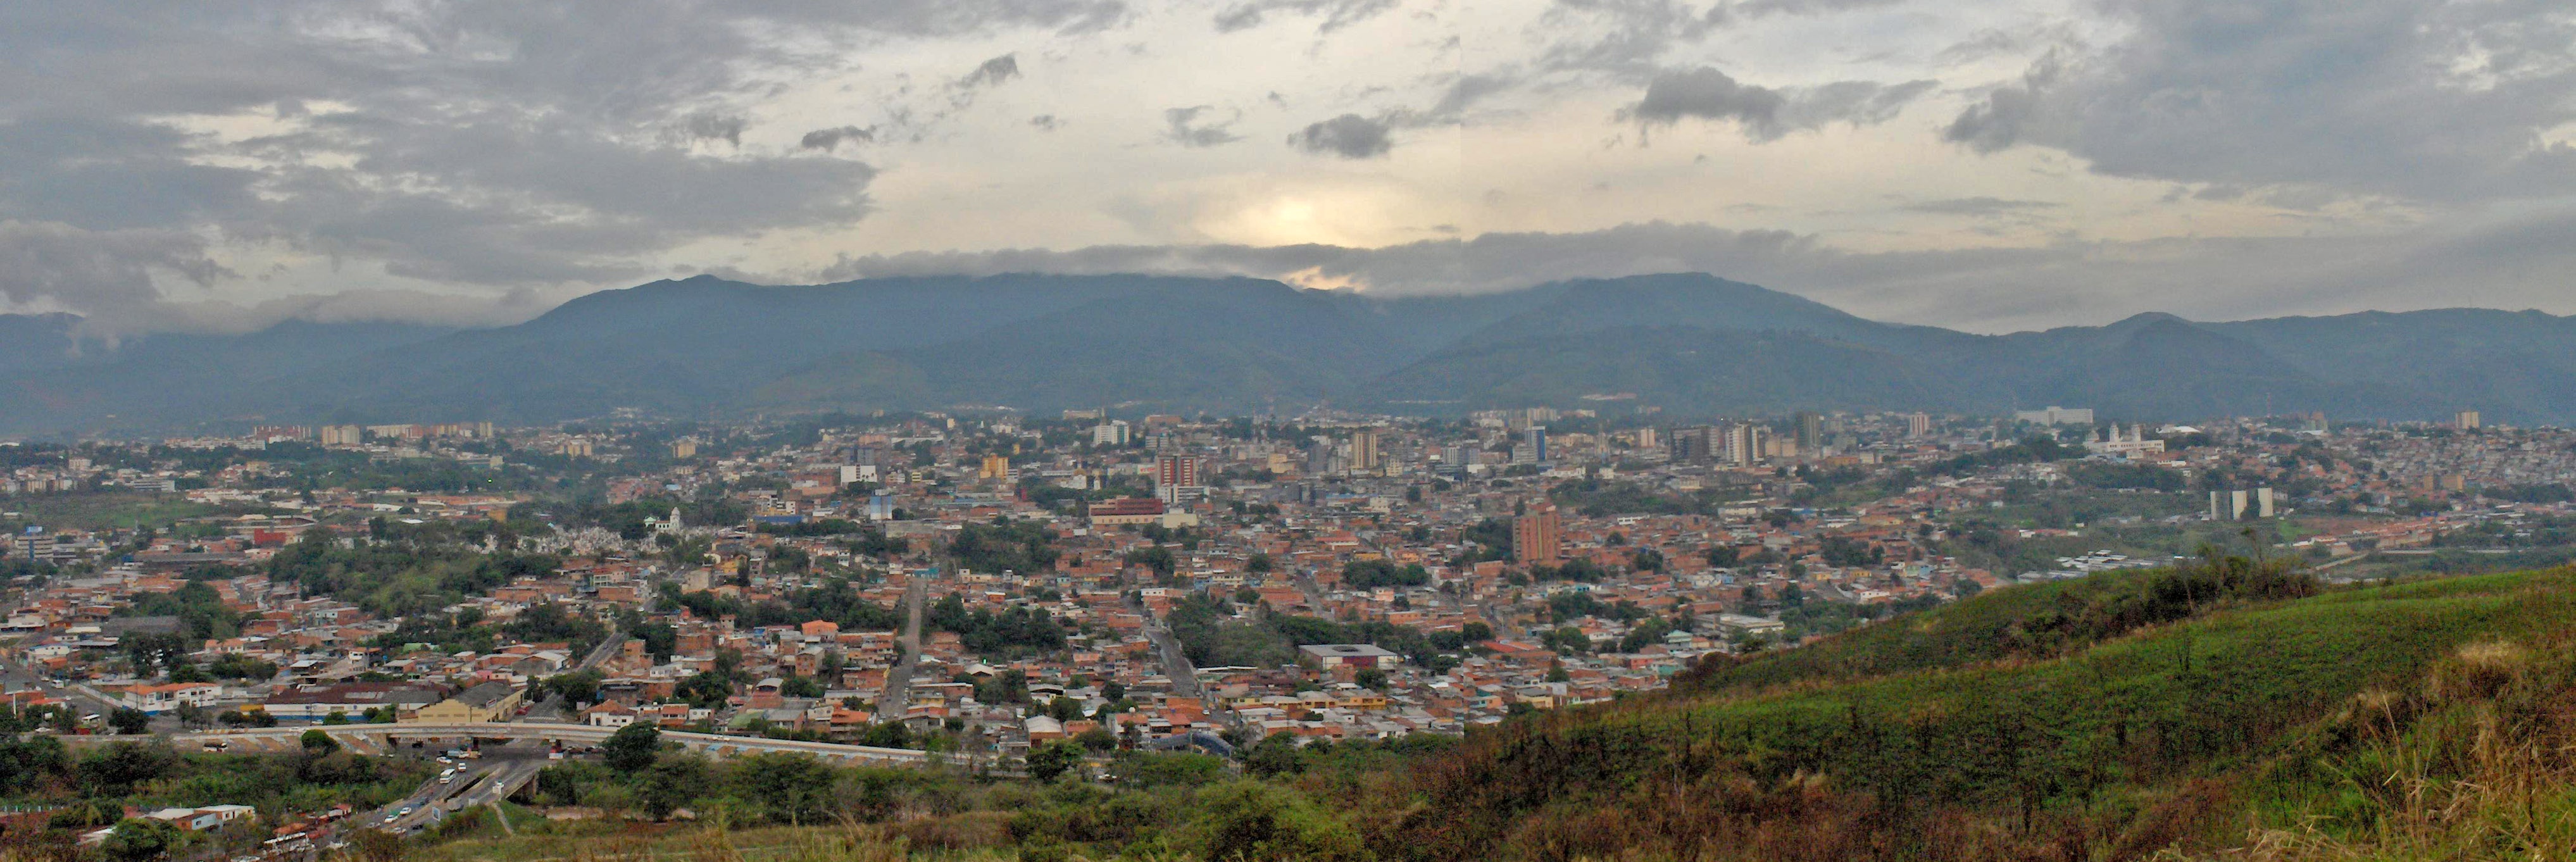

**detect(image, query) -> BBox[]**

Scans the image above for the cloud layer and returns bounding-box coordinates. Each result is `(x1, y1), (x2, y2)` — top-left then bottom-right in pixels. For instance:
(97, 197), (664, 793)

(1, 0), (2570, 336)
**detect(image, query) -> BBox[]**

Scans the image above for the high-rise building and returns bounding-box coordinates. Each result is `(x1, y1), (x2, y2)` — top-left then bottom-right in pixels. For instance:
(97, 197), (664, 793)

(2211, 487), (2275, 520)
(1668, 426), (1715, 463)
(1504, 427), (1546, 465)
(1905, 413), (1932, 438)
(1633, 427), (1660, 451)
(1513, 502), (1562, 565)
(1154, 454), (1203, 504)
(2455, 410), (2481, 430)
(1794, 412), (1823, 453)
(1350, 428), (1382, 473)
(1722, 423), (1767, 466)
(1091, 420), (1132, 446)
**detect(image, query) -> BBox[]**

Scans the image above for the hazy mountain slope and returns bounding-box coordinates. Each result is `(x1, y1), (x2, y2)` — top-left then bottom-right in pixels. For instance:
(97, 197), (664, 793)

(757, 278), (1417, 413)
(2204, 308), (2576, 423)
(0, 313), (82, 374)
(1461, 273), (1902, 346)
(0, 319), (457, 435)
(6, 273), (2576, 435)
(1363, 326), (1975, 416)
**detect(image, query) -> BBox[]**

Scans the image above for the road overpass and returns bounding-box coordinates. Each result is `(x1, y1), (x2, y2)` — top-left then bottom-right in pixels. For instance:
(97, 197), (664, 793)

(61, 721), (929, 766)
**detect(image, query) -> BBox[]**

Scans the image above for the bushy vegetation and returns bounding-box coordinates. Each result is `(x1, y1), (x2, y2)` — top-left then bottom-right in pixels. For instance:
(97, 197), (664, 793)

(266, 530), (561, 618)
(1344, 563), (2576, 861)
(0, 740), (423, 818)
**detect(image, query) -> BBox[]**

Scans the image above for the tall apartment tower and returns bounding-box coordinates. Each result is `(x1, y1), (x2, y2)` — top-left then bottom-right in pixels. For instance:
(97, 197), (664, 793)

(1906, 413), (1932, 437)
(1513, 501), (1563, 565)
(2455, 410), (2481, 430)
(1154, 454), (1202, 503)
(2211, 487), (2276, 520)
(1722, 423), (1767, 466)
(1668, 426), (1715, 463)
(1349, 428), (1382, 473)
(1794, 412), (1823, 453)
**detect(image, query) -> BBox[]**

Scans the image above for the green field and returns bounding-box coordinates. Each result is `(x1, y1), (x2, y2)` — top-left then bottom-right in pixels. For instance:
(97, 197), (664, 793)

(0, 492), (275, 531)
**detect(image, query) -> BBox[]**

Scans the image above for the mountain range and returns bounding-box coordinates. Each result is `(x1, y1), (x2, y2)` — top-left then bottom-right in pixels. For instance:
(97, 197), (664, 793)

(5, 272), (2572, 436)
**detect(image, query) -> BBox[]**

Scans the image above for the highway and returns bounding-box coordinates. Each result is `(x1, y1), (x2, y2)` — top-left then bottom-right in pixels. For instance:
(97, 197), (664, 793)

(362, 746), (546, 835)
(69, 720), (931, 765)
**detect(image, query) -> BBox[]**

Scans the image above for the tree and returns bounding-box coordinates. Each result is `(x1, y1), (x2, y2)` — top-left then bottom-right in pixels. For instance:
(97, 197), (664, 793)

(102, 818), (182, 862)
(778, 673), (824, 698)
(730, 751), (837, 824)
(1244, 736), (1304, 778)
(858, 721), (913, 749)
(301, 728), (342, 755)
(543, 670), (604, 705)
(603, 721), (663, 773)
(1075, 728), (1120, 752)
(1354, 668), (1388, 691)
(1189, 780), (1364, 862)
(1027, 739), (1084, 782)
(639, 754), (708, 820)
(107, 707), (150, 735)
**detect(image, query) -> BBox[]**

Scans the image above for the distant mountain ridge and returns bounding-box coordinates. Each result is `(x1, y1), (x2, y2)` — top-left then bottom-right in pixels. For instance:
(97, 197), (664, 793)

(3, 272), (2568, 435)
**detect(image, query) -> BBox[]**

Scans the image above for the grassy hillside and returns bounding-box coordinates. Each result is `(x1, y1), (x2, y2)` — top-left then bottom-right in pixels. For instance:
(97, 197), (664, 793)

(1358, 563), (2576, 861)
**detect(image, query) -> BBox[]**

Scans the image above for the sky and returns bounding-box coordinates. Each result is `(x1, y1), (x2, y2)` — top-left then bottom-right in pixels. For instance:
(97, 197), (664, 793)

(1, 0), (2572, 335)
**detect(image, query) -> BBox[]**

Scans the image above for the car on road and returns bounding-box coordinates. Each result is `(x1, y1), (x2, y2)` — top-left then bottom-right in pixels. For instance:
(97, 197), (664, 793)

(397, 806), (413, 816)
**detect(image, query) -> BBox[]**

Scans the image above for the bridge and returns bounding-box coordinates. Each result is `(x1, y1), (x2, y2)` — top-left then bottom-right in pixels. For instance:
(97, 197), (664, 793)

(61, 721), (930, 765)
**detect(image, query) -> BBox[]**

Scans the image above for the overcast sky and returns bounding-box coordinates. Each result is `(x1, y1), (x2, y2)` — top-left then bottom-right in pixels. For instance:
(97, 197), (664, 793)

(3, 0), (2572, 334)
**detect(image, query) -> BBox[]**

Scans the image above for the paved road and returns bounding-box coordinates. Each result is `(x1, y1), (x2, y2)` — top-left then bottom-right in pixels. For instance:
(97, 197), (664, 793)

(880, 578), (927, 720)
(0, 658), (126, 723)
(518, 633), (628, 722)
(85, 721), (930, 765)
(360, 744), (548, 835)
(1141, 622), (1203, 699)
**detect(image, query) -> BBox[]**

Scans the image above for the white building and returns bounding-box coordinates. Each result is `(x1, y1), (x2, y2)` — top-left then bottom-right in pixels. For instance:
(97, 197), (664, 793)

(2015, 406), (2095, 425)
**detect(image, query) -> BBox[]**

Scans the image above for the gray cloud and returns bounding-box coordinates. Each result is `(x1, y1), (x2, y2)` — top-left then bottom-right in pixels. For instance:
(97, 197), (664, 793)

(0, 1), (1118, 327)
(670, 112), (746, 147)
(1898, 197), (2061, 216)
(1212, 0), (1400, 34)
(0, 221), (231, 323)
(1029, 115), (1061, 132)
(1537, 0), (1717, 80)
(1163, 106), (1243, 147)
(1287, 114), (1394, 158)
(1944, 0), (2576, 202)
(959, 54), (1023, 90)
(1627, 67), (1933, 141)
(799, 126), (875, 152)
